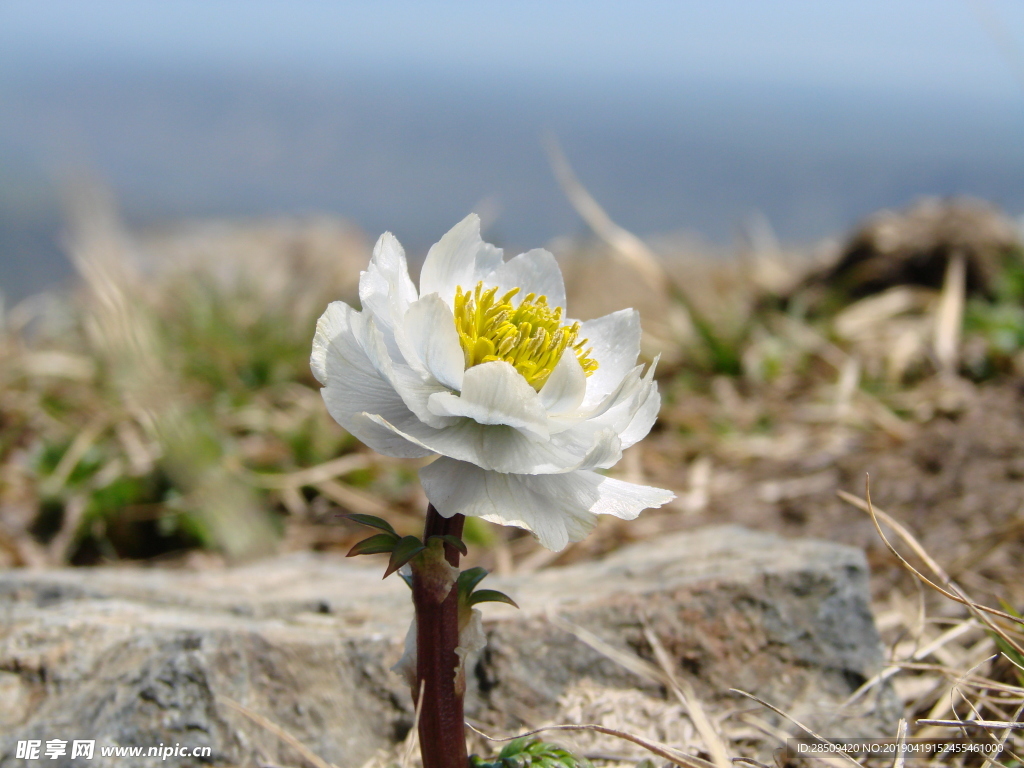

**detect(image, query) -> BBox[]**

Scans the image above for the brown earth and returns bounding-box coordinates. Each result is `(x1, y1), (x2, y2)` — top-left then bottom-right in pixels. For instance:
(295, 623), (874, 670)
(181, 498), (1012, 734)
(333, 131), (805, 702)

(641, 378), (1024, 609)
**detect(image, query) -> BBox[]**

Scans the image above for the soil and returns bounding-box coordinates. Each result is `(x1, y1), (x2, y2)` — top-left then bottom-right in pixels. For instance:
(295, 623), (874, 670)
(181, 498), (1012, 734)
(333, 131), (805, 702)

(646, 379), (1024, 608)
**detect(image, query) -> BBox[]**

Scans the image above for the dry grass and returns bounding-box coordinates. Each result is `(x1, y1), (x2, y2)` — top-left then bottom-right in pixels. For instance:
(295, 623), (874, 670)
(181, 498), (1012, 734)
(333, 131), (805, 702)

(1, 180), (1023, 765)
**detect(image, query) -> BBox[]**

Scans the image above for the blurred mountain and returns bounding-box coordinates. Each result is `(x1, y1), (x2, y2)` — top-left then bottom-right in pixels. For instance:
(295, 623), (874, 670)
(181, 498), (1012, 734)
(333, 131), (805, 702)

(1, 64), (1022, 300)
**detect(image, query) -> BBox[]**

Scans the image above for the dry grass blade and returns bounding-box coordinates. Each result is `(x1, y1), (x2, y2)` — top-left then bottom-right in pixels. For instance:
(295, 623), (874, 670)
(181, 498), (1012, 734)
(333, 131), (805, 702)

(401, 680), (425, 768)
(889, 660), (1019, 689)
(916, 719), (1024, 730)
(837, 488), (1023, 630)
(18, 350), (96, 380)
(891, 718), (908, 768)
(984, 701), (1024, 768)
(933, 251), (965, 376)
(47, 496), (87, 564)
(466, 722), (717, 768)
(841, 619), (980, 708)
(734, 711), (798, 751)
(46, 416), (107, 493)
(545, 612), (733, 766)
(216, 695), (335, 768)
(728, 688), (864, 768)
(547, 611), (663, 685)
(852, 391), (915, 441)
(838, 487), (950, 581)
(543, 133), (689, 365)
(314, 479), (395, 518)
(1006, 654), (1024, 677)
(918, 712), (1024, 767)
(947, 586), (1024, 659)
(842, 480), (1024, 765)
(914, 659), (991, 740)
(642, 621), (732, 768)
(543, 134), (667, 292)
(246, 454), (376, 489)
(855, 482), (1024, 663)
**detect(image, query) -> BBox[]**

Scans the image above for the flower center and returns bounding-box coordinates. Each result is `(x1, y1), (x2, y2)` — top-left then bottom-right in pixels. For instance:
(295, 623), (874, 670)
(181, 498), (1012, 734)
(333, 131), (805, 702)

(453, 282), (598, 391)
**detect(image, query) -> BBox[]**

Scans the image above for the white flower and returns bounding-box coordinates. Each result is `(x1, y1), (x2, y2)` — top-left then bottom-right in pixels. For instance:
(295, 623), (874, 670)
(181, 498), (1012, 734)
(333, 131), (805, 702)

(311, 214), (674, 551)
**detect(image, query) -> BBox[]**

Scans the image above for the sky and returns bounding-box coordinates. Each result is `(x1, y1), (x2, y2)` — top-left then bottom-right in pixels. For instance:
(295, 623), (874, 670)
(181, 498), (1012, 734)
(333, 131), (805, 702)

(2, 0), (1023, 99)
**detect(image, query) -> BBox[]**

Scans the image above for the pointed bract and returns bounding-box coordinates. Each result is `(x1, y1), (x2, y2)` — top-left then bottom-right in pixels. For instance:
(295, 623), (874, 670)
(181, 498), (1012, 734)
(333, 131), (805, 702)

(456, 566), (490, 602)
(340, 513), (397, 537)
(346, 532), (399, 557)
(384, 535), (427, 578)
(467, 589), (519, 609)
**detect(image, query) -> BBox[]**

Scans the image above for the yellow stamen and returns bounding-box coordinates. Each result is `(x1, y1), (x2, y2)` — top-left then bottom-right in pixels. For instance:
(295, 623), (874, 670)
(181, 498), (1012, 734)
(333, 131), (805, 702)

(453, 281), (598, 391)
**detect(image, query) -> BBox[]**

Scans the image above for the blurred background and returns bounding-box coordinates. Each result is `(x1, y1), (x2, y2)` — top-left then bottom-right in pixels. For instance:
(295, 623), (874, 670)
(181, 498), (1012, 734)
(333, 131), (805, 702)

(2, 0), (1023, 299)
(4, 4), (1024, 758)
(0, 0), (1024, 584)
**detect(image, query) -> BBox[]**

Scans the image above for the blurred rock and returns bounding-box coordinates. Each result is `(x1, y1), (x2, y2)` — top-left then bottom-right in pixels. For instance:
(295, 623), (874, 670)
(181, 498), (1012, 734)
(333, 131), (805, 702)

(0, 526), (897, 767)
(807, 197), (1020, 302)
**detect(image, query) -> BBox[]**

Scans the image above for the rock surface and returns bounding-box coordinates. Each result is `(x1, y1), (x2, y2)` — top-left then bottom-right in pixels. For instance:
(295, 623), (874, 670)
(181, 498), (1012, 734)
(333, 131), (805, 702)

(0, 526), (898, 767)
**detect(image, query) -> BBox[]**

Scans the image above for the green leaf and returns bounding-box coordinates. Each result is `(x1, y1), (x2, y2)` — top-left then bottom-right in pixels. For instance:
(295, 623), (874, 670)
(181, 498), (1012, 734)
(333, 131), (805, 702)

(469, 739), (591, 768)
(384, 535), (425, 578)
(997, 599), (1023, 620)
(346, 532), (399, 557)
(468, 589), (519, 609)
(458, 566), (490, 602)
(498, 738), (528, 760)
(430, 533), (468, 556)
(339, 513), (397, 537)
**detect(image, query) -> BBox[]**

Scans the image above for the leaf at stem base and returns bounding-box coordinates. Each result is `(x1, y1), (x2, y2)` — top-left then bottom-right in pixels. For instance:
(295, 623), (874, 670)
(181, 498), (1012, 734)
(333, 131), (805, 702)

(339, 513), (398, 537)
(467, 588), (518, 609)
(384, 535), (426, 578)
(346, 532), (399, 557)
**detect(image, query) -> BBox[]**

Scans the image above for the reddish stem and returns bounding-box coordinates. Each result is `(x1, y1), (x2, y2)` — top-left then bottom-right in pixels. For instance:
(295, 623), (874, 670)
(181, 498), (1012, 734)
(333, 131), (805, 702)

(412, 505), (468, 768)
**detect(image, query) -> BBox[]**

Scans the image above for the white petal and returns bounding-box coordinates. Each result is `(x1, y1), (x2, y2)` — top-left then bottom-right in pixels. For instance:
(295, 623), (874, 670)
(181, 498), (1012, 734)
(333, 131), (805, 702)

(387, 362), (460, 430)
(570, 424), (625, 470)
(363, 412), (621, 475)
(579, 309), (642, 408)
(421, 458), (674, 551)
(427, 361), (549, 440)
(323, 296), (456, 433)
(421, 458), (581, 550)
(579, 472), (675, 520)
(310, 302), (341, 386)
(397, 294), (465, 391)
(359, 232), (418, 359)
(539, 350), (587, 414)
(619, 377), (662, 448)
(418, 214), (504, 307)
(590, 356), (660, 439)
(589, 364), (643, 413)
(312, 302), (432, 459)
(484, 248), (566, 310)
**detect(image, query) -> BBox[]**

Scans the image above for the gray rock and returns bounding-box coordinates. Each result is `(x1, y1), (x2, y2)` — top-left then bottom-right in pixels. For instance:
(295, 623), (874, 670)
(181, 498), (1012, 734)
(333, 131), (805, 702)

(0, 526), (898, 767)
